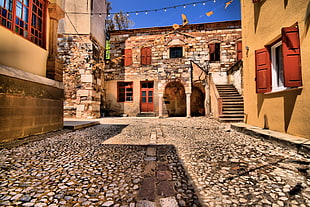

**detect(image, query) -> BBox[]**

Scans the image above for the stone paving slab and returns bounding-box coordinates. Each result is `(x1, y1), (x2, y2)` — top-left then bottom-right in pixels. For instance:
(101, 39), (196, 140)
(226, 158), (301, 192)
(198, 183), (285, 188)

(63, 120), (100, 130)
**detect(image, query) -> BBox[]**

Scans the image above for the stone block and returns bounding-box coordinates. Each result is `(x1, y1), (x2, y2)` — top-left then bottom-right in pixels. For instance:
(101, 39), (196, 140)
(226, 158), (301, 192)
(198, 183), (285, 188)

(76, 105), (85, 111)
(157, 181), (176, 197)
(81, 75), (93, 83)
(138, 177), (156, 201)
(77, 90), (88, 97)
(159, 197), (178, 207)
(136, 201), (155, 207)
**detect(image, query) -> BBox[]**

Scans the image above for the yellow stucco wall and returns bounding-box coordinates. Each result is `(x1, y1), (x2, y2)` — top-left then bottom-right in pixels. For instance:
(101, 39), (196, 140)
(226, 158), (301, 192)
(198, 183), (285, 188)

(242, 0), (310, 138)
(0, 0), (55, 77)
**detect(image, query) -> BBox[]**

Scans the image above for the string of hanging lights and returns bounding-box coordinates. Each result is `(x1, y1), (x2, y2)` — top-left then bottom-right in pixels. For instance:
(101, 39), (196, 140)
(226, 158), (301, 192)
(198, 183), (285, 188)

(66, 0), (218, 16)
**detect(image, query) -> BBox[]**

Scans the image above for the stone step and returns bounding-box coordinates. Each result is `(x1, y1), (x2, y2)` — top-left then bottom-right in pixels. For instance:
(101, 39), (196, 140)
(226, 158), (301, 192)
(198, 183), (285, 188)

(220, 114), (244, 118)
(222, 105), (244, 108)
(137, 112), (156, 117)
(219, 117), (244, 122)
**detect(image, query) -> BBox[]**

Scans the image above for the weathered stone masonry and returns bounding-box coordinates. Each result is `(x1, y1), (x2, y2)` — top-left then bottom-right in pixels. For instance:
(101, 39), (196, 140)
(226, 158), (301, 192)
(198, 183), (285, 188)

(105, 21), (242, 117)
(58, 35), (105, 118)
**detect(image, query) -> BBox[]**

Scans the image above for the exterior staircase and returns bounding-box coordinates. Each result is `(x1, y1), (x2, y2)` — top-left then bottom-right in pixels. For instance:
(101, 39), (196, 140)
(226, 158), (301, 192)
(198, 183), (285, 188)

(216, 84), (244, 122)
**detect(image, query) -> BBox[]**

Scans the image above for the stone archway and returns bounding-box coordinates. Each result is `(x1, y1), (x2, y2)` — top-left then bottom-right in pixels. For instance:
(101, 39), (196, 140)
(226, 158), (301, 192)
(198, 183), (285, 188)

(164, 81), (186, 117)
(191, 86), (205, 116)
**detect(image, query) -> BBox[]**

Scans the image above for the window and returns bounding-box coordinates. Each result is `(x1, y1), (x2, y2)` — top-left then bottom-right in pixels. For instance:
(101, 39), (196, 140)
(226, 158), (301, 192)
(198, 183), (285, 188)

(209, 43), (220, 61)
(0, 0), (46, 48)
(124, 49), (132, 66)
(141, 47), (151, 65)
(236, 41), (242, 61)
(255, 26), (302, 93)
(271, 41), (285, 91)
(169, 47), (183, 58)
(117, 82), (133, 102)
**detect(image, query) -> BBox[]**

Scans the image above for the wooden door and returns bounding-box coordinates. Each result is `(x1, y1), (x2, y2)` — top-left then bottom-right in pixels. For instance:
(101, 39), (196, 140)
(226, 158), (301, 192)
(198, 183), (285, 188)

(140, 81), (154, 112)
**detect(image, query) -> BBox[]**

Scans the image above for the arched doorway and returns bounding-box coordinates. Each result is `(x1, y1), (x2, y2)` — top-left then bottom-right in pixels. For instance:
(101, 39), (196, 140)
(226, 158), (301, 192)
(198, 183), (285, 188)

(164, 82), (186, 117)
(191, 86), (205, 116)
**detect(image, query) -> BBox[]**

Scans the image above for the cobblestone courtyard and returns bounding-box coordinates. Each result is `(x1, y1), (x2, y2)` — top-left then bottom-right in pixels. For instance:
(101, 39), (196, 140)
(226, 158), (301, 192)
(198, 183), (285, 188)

(1, 117), (310, 206)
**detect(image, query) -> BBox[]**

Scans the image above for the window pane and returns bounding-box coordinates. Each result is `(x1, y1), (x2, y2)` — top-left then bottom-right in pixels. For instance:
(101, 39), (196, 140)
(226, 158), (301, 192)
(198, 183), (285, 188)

(24, 0), (29, 6)
(148, 97), (153, 103)
(148, 91), (153, 96)
(142, 83), (148, 88)
(142, 91), (146, 96)
(16, 1), (22, 18)
(148, 82), (154, 88)
(170, 47), (183, 58)
(0, 0), (4, 7)
(126, 88), (132, 92)
(2, 8), (7, 17)
(22, 7), (28, 22)
(126, 96), (132, 102)
(119, 88), (125, 93)
(142, 97), (146, 103)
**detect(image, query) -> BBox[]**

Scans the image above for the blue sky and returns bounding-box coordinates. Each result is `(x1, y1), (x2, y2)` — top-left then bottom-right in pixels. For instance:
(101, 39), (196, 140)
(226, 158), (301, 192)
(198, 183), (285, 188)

(109, 0), (241, 29)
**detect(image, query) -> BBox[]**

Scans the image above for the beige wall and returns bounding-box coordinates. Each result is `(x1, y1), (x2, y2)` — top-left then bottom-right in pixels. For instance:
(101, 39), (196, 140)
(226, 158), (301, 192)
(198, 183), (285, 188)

(105, 79), (159, 116)
(91, 0), (107, 46)
(0, 0), (61, 77)
(242, 0), (310, 138)
(59, 0), (106, 46)
(59, 0), (91, 34)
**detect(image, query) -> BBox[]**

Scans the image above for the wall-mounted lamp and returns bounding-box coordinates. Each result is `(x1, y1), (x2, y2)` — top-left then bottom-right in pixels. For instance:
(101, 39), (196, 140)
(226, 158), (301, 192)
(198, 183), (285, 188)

(245, 46), (250, 57)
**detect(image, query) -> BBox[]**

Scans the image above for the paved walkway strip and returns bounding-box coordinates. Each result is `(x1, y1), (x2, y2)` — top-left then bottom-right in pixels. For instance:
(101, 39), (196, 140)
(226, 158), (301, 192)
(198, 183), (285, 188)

(137, 128), (180, 207)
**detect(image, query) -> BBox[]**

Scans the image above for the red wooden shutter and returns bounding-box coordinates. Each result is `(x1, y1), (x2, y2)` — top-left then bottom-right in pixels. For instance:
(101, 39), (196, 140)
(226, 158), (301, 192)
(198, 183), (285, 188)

(146, 47), (151, 65)
(255, 48), (272, 93)
(124, 49), (132, 66)
(141, 48), (147, 65)
(209, 43), (215, 61)
(237, 41), (242, 61)
(141, 47), (152, 65)
(282, 26), (302, 87)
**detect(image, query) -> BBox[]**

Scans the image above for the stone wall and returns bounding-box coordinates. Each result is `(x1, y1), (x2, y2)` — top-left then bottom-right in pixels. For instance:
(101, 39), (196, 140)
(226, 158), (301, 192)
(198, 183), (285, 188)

(58, 34), (105, 118)
(0, 67), (63, 142)
(105, 21), (242, 117)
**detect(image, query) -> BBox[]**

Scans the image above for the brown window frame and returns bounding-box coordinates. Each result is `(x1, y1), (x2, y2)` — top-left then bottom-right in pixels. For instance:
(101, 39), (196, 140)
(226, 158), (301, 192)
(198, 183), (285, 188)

(0, 0), (47, 48)
(117, 82), (133, 102)
(209, 43), (221, 62)
(255, 25), (302, 94)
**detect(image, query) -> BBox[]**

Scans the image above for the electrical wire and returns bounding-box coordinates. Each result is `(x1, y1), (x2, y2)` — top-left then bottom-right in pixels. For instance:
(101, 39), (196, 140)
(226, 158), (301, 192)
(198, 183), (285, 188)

(66, 0), (215, 16)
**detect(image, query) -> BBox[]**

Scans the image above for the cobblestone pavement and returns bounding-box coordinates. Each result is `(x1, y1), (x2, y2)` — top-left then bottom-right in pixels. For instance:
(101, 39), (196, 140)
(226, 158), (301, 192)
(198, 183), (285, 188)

(1, 117), (310, 207)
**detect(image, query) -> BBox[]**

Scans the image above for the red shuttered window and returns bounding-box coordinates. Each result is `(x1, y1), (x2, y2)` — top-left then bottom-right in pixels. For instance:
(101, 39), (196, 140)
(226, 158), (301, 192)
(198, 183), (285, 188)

(124, 49), (132, 66)
(255, 26), (302, 93)
(237, 41), (242, 61)
(255, 48), (272, 93)
(0, 0), (47, 48)
(141, 47), (151, 65)
(282, 26), (302, 87)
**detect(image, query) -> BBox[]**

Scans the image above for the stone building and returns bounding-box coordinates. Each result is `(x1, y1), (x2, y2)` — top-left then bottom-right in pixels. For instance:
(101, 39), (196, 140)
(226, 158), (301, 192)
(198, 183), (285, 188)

(58, 0), (107, 118)
(0, 0), (64, 141)
(104, 20), (242, 117)
(241, 0), (310, 138)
